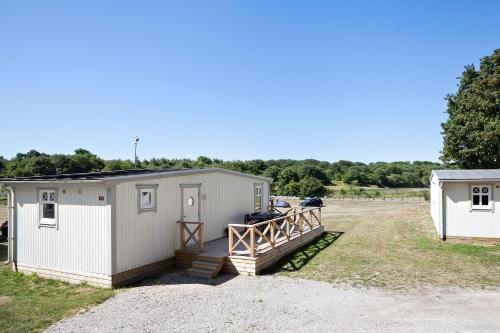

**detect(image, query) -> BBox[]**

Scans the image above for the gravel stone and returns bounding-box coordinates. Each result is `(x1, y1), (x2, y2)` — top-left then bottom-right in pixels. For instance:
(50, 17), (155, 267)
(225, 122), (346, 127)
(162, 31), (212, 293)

(46, 270), (500, 333)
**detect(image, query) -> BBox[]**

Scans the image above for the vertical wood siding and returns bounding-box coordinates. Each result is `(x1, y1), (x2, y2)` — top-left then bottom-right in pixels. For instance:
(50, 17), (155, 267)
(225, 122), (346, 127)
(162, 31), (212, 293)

(115, 172), (270, 274)
(429, 175), (441, 236)
(444, 182), (500, 238)
(15, 184), (111, 276)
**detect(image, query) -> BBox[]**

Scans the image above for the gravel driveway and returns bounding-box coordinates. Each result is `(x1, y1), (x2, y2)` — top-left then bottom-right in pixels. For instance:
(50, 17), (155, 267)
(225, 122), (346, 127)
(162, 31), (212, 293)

(47, 271), (500, 333)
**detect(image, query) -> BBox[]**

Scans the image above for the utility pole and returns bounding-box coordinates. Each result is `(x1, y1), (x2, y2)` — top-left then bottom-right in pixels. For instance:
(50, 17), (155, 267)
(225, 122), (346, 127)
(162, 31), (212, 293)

(134, 136), (140, 168)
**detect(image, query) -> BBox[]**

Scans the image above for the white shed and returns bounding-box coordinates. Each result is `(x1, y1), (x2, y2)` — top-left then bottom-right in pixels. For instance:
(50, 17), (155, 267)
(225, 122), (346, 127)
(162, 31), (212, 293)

(430, 169), (500, 241)
(0, 168), (271, 287)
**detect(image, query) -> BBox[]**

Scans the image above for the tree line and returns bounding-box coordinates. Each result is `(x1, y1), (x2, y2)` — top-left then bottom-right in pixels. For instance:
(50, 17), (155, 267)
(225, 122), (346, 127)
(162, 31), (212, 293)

(0, 149), (445, 198)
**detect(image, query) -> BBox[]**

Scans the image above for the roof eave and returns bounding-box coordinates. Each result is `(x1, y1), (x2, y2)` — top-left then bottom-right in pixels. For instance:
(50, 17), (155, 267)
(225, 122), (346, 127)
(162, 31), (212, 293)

(0, 179), (104, 185)
(438, 178), (500, 182)
(103, 168), (272, 184)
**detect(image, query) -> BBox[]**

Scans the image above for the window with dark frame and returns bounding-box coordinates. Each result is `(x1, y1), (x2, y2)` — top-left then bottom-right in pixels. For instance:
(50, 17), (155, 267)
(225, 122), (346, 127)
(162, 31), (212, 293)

(40, 190), (56, 225)
(471, 185), (491, 210)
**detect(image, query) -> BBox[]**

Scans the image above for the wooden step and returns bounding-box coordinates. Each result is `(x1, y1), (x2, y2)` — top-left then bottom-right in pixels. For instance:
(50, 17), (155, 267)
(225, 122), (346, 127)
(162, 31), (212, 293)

(192, 260), (221, 270)
(186, 267), (216, 278)
(186, 257), (224, 278)
(197, 255), (225, 263)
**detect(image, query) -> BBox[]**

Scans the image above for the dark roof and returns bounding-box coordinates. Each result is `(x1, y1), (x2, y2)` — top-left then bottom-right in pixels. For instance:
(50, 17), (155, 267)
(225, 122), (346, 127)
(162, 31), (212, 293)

(433, 169), (500, 180)
(0, 167), (272, 183)
(0, 168), (186, 181)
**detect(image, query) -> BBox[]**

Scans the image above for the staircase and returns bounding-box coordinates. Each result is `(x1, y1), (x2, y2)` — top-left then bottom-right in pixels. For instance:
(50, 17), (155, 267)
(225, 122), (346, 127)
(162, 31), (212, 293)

(186, 256), (225, 278)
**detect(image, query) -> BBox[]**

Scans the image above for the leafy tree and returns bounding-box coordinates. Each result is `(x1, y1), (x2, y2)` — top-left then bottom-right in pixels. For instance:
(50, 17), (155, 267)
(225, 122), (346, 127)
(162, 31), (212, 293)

(441, 49), (500, 168)
(196, 156), (213, 166)
(53, 155), (73, 174)
(263, 166), (280, 181)
(297, 165), (329, 185)
(0, 156), (5, 175)
(277, 167), (300, 185)
(0, 149), (445, 191)
(282, 180), (301, 197)
(298, 177), (326, 198)
(30, 156), (56, 175)
(342, 166), (369, 186)
(69, 149), (105, 173)
(103, 159), (135, 171)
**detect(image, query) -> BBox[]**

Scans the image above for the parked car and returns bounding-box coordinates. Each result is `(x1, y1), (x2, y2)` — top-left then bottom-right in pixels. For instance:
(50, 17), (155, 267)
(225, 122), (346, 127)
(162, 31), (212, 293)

(274, 200), (291, 208)
(0, 221), (7, 242)
(299, 198), (323, 207)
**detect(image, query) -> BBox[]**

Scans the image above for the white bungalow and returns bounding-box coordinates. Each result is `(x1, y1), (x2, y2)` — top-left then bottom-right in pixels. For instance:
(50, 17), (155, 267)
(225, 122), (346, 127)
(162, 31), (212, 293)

(0, 168), (272, 286)
(430, 169), (500, 241)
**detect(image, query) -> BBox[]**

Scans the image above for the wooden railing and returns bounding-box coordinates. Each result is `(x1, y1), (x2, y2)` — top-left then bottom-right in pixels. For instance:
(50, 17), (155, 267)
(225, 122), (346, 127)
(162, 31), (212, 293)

(228, 207), (321, 257)
(177, 221), (205, 252)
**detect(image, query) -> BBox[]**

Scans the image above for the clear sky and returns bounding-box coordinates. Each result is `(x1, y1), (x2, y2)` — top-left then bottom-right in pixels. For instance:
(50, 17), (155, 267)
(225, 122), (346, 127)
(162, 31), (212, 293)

(1, 1), (499, 163)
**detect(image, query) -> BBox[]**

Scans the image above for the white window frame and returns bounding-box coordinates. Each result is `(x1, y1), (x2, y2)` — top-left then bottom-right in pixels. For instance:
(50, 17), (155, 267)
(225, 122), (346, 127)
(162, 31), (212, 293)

(38, 188), (57, 228)
(471, 185), (492, 210)
(254, 183), (263, 213)
(136, 184), (158, 214)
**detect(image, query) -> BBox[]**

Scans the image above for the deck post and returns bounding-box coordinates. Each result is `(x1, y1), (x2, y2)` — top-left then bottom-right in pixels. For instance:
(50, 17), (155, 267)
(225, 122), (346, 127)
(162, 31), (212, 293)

(286, 218), (290, 239)
(228, 226), (233, 256)
(318, 207), (322, 226)
(250, 226), (256, 257)
(299, 213), (303, 236)
(179, 223), (185, 249)
(270, 222), (275, 247)
(199, 223), (205, 252)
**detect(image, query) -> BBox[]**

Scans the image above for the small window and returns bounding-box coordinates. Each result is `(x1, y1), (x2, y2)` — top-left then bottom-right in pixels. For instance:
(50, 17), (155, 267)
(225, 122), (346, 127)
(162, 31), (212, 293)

(136, 184), (158, 213)
(254, 184), (263, 212)
(39, 189), (56, 226)
(471, 185), (491, 210)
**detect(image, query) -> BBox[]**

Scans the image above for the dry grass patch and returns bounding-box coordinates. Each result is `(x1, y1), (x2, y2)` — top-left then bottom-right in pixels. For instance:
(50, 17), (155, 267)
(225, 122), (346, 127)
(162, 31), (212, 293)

(267, 200), (500, 289)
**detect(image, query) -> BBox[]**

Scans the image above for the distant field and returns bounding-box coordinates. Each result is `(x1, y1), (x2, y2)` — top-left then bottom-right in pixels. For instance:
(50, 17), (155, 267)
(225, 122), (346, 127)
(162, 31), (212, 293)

(326, 185), (429, 201)
(0, 205), (6, 223)
(268, 200), (500, 289)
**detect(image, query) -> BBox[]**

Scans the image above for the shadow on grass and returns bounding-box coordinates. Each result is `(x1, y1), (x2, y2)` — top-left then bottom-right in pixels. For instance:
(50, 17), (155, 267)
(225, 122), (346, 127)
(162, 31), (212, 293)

(263, 231), (343, 274)
(135, 232), (343, 287)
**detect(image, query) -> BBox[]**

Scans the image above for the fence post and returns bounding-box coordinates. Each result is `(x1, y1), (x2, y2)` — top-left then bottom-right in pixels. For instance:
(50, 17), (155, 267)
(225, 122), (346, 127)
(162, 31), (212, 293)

(179, 222), (185, 249)
(299, 213), (303, 236)
(250, 226), (256, 257)
(199, 223), (205, 252)
(228, 226), (233, 256)
(270, 221), (275, 247)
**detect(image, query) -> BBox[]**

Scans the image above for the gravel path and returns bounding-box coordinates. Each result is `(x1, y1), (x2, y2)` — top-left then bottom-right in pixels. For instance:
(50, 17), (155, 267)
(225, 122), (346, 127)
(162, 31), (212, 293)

(47, 271), (500, 333)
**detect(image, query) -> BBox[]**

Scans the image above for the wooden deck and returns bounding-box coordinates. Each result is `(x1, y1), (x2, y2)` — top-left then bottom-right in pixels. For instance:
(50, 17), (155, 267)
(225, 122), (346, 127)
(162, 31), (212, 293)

(175, 207), (324, 276)
(178, 237), (229, 258)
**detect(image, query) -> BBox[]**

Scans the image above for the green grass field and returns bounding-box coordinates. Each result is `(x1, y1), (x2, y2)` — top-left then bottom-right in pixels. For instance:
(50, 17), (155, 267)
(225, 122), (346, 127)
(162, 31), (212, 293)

(0, 244), (116, 332)
(267, 200), (500, 289)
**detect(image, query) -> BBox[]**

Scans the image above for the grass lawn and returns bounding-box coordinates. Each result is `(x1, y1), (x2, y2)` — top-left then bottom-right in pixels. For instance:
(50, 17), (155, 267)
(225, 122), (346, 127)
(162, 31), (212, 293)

(267, 200), (500, 289)
(0, 237), (116, 332)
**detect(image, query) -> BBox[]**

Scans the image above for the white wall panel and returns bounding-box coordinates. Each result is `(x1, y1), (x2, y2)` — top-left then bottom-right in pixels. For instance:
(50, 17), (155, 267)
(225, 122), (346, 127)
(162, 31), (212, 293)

(15, 184), (111, 276)
(444, 182), (500, 238)
(115, 172), (270, 273)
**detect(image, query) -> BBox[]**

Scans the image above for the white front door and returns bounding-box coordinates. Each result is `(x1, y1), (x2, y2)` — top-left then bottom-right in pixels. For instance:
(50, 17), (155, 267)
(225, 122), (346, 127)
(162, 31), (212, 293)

(182, 186), (200, 222)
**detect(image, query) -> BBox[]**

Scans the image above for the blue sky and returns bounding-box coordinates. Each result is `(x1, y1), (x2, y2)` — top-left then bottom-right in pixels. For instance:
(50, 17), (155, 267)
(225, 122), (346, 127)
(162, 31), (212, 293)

(1, 1), (499, 163)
